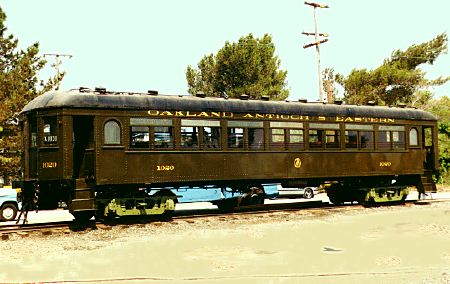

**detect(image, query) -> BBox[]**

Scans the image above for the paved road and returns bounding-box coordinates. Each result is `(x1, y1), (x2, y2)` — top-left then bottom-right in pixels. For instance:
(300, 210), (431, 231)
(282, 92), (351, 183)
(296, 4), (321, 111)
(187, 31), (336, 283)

(2, 191), (449, 284)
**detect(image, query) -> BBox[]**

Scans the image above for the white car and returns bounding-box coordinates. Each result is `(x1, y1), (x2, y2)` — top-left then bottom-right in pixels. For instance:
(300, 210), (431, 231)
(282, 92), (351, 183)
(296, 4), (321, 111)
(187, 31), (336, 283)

(0, 187), (20, 221)
(276, 185), (318, 199)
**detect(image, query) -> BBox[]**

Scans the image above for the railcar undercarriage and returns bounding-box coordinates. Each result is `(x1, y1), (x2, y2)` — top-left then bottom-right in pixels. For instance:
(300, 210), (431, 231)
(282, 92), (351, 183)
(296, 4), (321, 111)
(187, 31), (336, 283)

(323, 175), (420, 206)
(16, 174), (430, 223)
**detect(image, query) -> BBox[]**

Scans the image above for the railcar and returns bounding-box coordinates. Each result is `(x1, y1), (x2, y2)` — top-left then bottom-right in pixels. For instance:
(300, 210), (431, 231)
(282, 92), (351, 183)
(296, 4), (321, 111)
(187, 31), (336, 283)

(16, 88), (439, 221)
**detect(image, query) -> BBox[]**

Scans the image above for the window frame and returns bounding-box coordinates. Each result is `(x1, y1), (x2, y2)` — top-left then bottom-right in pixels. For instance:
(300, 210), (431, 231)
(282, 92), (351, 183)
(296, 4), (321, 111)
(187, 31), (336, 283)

(377, 125), (406, 150)
(409, 127), (420, 148)
(42, 116), (58, 146)
(270, 128), (286, 150)
(129, 118), (174, 150)
(308, 123), (340, 150)
(181, 119), (221, 150)
(344, 124), (375, 150)
(104, 119), (122, 145)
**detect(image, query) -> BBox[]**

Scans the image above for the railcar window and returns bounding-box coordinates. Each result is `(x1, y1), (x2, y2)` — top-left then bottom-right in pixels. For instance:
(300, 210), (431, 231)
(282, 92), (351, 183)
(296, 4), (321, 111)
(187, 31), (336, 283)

(288, 129), (304, 150)
(30, 119), (37, 147)
(345, 131), (358, 148)
(269, 122), (304, 151)
(392, 131), (405, 149)
(308, 123), (340, 150)
(378, 131), (391, 149)
(270, 129), (285, 149)
(378, 126), (405, 150)
(43, 116), (57, 145)
(325, 130), (340, 148)
(130, 126), (149, 148)
(154, 126), (173, 148)
(104, 120), (121, 145)
(345, 130), (374, 149)
(309, 129), (323, 148)
(409, 128), (419, 146)
(345, 124), (374, 149)
(360, 131), (374, 149)
(203, 127), (221, 149)
(423, 127), (433, 147)
(130, 118), (172, 126)
(130, 118), (173, 149)
(249, 128), (264, 149)
(181, 126), (199, 148)
(228, 127), (244, 148)
(181, 119), (221, 150)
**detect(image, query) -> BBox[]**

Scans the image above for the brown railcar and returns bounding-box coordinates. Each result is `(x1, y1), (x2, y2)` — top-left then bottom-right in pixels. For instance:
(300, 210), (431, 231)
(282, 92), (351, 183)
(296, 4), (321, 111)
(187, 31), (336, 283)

(17, 88), (439, 220)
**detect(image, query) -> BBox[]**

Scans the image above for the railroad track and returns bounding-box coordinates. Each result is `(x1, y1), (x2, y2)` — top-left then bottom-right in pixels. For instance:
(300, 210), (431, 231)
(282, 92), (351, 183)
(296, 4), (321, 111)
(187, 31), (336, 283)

(1, 198), (447, 238)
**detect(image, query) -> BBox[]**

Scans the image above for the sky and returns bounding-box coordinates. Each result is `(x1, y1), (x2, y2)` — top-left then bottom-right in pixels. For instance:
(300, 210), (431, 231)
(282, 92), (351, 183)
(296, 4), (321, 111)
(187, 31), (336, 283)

(1, 0), (449, 102)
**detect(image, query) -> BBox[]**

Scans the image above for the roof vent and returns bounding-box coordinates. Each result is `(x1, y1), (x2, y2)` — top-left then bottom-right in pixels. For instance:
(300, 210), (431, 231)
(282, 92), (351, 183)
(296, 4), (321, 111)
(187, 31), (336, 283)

(334, 100), (343, 105)
(261, 95), (269, 101)
(398, 103), (407, 108)
(298, 98), (308, 103)
(196, 92), (206, 98)
(147, 90), (158, 95)
(240, 94), (249, 100)
(367, 101), (376, 106)
(95, 87), (107, 94)
(79, 87), (91, 93)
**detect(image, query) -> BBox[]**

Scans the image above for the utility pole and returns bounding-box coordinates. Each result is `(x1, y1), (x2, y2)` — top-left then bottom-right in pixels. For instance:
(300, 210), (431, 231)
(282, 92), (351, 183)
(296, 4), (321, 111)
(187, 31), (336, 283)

(44, 53), (73, 90)
(303, 2), (329, 102)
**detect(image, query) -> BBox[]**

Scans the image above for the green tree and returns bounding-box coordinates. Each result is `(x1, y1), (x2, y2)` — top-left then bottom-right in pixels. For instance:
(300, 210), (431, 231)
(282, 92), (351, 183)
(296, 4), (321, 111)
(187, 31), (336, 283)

(186, 33), (289, 100)
(336, 33), (449, 106)
(0, 6), (63, 183)
(422, 96), (450, 184)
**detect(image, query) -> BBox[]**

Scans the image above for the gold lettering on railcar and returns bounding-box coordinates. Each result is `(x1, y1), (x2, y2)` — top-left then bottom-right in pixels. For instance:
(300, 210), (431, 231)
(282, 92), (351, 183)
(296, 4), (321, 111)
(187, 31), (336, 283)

(156, 165), (175, 171)
(147, 110), (395, 123)
(335, 116), (395, 123)
(294, 158), (302, 168)
(379, 161), (392, 167)
(42, 162), (57, 169)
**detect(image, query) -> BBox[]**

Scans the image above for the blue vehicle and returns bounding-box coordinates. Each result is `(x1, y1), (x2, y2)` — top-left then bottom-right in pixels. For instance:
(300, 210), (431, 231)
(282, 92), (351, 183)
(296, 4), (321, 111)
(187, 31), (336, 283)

(0, 187), (21, 221)
(149, 184), (279, 207)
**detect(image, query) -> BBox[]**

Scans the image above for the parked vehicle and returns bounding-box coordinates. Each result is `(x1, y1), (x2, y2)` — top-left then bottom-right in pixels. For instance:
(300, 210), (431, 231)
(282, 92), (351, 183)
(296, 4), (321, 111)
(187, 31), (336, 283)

(0, 187), (20, 221)
(276, 185), (318, 199)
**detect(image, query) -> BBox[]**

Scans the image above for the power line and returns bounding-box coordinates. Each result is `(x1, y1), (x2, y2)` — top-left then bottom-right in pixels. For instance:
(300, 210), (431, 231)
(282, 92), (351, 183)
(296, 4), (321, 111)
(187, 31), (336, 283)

(303, 1), (329, 103)
(44, 53), (73, 76)
(43, 53), (73, 90)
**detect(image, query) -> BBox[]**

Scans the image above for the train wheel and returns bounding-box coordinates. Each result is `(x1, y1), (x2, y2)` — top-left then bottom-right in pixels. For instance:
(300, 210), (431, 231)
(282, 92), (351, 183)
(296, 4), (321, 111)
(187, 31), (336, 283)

(95, 203), (107, 221)
(159, 209), (175, 221)
(216, 199), (238, 212)
(0, 203), (18, 221)
(73, 211), (95, 222)
(327, 192), (343, 205)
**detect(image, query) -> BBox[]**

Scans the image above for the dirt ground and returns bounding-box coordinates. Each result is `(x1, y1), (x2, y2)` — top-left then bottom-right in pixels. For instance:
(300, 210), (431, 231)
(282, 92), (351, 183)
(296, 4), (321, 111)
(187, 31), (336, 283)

(1, 196), (449, 284)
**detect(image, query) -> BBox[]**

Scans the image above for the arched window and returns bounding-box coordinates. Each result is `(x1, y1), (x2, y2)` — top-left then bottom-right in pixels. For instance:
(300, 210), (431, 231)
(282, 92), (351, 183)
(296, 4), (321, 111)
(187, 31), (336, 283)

(409, 127), (418, 146)
(104, 120), (121, 145)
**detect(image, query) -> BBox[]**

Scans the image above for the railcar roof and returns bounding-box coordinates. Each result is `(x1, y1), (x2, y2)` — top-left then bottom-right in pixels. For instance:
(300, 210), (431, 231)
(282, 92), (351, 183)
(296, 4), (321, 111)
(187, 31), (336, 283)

(22, 90), (437, 121)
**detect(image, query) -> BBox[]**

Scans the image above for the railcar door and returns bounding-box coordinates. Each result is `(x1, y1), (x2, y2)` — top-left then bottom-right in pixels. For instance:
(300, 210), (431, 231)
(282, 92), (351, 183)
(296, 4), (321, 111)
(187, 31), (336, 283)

(423, 126), (436, 170)
(73, 116), (95, 179)
(28, 115), (38, 179)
